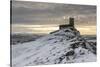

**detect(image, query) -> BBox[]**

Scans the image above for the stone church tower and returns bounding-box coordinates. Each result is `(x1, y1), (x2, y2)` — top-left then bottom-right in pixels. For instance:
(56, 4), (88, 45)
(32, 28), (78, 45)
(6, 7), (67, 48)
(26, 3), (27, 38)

(69, 17), (74, 26)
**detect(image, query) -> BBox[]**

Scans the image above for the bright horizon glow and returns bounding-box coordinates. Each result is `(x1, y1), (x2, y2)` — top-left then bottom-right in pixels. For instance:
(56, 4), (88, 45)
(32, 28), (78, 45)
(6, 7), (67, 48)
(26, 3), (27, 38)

(12, 24), (96, 35)
(76, 25), (96, 35)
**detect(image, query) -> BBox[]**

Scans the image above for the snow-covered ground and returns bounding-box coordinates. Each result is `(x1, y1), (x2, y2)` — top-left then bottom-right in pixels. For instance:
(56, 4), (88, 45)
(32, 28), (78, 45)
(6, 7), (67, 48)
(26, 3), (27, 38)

(11, 27), (96, 67)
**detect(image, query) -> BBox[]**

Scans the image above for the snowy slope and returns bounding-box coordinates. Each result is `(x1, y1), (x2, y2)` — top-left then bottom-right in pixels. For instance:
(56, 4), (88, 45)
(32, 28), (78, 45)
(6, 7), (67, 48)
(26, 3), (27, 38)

(12, 27), (96, 67)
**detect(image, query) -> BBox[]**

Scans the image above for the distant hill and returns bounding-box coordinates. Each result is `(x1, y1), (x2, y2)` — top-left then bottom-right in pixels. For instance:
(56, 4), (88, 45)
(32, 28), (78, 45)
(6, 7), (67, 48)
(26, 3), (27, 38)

(11, 34), (44, 45)
(82, 35), (96, 40)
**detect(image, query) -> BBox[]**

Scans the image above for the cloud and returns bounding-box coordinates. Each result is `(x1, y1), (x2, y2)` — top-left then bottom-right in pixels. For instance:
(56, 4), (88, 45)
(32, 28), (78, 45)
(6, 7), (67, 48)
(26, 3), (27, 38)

(11, 1), (96, 25)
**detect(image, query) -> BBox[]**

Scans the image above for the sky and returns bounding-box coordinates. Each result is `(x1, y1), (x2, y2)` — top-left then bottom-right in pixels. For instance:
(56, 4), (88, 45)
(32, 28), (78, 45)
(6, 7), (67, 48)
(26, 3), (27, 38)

(11, 0), (96, 35)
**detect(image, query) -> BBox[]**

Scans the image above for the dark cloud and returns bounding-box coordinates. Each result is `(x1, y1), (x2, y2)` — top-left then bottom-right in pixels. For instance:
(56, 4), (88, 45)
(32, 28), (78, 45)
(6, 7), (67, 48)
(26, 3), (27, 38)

(12, 1), (96, 25)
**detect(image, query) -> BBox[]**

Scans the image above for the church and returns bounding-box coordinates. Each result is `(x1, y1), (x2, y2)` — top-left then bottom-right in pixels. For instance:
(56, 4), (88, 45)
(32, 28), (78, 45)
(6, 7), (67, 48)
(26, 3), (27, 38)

(59, 17), (75, 29)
